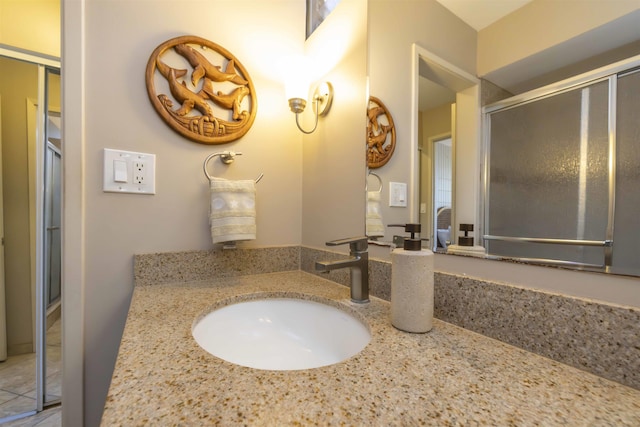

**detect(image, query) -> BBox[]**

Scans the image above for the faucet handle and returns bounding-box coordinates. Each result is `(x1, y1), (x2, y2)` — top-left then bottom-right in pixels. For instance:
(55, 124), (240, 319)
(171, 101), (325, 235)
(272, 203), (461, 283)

(325, 236), (368, 252)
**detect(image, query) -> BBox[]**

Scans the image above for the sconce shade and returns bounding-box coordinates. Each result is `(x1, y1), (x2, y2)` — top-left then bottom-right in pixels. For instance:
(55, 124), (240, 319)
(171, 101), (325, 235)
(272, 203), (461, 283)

(289, 98), (307, 114)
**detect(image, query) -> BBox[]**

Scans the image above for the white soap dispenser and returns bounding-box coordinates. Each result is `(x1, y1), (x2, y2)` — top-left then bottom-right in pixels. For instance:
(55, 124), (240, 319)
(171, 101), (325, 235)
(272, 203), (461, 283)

(388, 223), (434, 333)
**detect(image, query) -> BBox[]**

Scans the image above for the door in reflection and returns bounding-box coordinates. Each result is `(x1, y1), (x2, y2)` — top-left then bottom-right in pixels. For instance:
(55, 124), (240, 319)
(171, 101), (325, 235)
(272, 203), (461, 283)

(0, 55), (61, 423)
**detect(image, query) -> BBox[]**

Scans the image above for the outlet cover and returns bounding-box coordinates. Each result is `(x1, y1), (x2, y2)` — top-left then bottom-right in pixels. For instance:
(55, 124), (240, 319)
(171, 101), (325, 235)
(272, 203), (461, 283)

(103, 148), (156, 194)
(389, 182), (407, 207)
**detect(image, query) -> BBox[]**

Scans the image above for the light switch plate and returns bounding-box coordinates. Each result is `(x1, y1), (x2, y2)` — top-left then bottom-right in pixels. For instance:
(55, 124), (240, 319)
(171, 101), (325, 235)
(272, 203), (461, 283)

(103, 148), (156, 194)
(389, 182), (407, 207)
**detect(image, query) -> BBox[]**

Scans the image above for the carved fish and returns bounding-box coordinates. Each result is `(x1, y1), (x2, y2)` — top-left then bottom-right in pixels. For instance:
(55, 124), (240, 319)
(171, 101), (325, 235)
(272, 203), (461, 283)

(156, 59), (214, 118)
(368, 124), (391, 153)
(202, 79), (250, 120)
(367, 106), (386, 133)
(155, 58), (188, 81)
(174, 44), (249, 87)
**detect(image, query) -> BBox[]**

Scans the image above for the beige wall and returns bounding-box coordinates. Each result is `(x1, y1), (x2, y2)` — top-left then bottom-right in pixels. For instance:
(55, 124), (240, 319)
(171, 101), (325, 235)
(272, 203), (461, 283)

(478, 0), (640, 92)
(302, 0), (368, 248)
(453, 84), (480, 232)
(61, 2), (84, 424)
(479, 0), (639, 75)
(0, 0), (60, 58)
(419, 104), (452, 234)
(421, 104), (452, 144)
(0, 58), (37, 355)
(367, 0), (477, 253)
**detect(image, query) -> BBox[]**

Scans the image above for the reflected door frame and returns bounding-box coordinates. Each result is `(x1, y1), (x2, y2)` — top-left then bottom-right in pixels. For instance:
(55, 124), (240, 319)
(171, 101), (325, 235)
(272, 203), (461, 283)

(421, 131), (452, 251)
(410, 43), (480, 247)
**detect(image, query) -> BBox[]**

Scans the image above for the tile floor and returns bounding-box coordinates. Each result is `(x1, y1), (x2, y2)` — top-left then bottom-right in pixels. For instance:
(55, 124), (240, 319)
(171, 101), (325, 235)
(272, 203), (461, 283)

(0, 320), (61, 426)
(0, 406), (61, 427)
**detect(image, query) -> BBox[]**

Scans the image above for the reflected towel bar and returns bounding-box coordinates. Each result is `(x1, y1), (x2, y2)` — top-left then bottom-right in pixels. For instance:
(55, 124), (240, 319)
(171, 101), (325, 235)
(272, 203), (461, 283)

(483, 235), (613, 247)
(484, 235), (611, 270)
(485, 254), (605, 270)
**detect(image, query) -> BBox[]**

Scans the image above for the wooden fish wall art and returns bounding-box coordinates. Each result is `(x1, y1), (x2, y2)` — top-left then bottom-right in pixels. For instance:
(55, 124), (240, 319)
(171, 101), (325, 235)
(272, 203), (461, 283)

(145, 35), (257, 144)
(367, 96), (396, 168)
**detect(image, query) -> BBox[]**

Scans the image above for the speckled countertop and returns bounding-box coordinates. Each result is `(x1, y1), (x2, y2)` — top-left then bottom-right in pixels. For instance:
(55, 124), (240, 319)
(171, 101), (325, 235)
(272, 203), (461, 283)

(102, 271), (640, 426)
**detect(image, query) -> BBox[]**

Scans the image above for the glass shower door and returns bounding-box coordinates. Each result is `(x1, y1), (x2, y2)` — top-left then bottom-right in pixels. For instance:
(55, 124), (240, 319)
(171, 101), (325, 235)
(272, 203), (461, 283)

(484, 63), (640, 275)
(485, 79), (611, 267)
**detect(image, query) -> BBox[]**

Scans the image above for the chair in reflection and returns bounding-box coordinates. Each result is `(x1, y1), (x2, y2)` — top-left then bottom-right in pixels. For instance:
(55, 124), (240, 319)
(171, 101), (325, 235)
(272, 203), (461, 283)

(436, 206), (451, 251)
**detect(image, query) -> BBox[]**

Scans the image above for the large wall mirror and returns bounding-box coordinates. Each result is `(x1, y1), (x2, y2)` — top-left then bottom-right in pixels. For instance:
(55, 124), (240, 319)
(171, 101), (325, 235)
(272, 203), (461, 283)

(365, 1), (640, 280)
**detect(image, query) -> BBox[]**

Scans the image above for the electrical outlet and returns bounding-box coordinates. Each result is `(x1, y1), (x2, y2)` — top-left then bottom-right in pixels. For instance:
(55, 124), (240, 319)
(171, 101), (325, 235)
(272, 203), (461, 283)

(103, 149), (156, 194)
(133, 161), (147, 185)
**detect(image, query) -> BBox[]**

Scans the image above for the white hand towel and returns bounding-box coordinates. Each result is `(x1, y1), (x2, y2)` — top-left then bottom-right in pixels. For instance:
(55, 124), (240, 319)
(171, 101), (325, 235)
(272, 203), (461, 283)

(366, 191), (385, 238)
(209, 178), (256, 244)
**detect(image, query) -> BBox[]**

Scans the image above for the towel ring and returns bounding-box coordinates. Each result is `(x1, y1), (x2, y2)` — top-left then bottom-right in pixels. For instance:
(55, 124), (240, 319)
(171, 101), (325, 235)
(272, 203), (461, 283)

(367, 172), (383, 193)
(203, 151), (264, 183)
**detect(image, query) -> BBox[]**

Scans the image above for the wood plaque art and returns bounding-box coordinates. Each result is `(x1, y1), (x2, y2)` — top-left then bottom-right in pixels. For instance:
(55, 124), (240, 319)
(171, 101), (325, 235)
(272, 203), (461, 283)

(367, 96), (396, 168)
(145, 35), (257, 144)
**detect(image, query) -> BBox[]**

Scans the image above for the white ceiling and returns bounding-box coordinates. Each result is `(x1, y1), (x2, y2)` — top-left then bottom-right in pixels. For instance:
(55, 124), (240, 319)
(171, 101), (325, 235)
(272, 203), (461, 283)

(435, 0), (533, 31)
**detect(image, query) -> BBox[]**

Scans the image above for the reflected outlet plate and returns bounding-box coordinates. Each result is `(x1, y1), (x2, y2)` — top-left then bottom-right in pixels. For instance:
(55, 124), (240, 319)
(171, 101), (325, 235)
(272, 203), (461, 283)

(389, 182), (407, 207)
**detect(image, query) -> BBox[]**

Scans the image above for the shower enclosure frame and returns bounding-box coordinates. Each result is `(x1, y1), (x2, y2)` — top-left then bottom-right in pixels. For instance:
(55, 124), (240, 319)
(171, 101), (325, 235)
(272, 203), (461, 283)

(480, 53), (640, 273)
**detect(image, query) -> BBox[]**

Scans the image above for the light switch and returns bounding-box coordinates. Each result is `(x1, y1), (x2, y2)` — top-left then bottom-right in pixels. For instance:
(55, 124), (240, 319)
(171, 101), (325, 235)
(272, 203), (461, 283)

(113, 160), (128, 183)
(389, 182), (407, 207)
(103, 148), (156, 194)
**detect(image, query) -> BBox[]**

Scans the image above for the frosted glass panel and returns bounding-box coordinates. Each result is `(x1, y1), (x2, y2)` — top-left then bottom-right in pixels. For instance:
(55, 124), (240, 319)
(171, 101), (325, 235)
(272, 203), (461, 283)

(612, 70), (640, 276)
(487, 81), (610, 264)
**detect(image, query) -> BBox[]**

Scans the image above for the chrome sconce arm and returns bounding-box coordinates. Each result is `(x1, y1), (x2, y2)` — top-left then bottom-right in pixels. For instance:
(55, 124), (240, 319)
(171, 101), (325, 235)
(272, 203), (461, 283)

(288, 82), (333, 134)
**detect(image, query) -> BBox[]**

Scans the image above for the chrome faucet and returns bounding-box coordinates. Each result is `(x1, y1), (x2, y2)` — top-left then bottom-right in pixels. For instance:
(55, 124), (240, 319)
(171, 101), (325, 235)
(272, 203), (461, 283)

(315, 236), (369, 303)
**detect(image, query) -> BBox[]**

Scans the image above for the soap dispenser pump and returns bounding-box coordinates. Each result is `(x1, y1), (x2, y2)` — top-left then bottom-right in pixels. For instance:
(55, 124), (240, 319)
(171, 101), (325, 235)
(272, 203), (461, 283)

(388, 223), (434, 333)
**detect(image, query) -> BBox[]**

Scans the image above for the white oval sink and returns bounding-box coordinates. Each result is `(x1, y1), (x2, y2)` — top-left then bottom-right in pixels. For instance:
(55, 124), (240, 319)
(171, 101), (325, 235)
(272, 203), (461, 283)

(192, 297), (370, 370)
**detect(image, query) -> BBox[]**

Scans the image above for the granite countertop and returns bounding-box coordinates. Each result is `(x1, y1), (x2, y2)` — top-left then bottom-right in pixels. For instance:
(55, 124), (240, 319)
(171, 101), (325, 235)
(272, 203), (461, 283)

(102, 271), (640, 426)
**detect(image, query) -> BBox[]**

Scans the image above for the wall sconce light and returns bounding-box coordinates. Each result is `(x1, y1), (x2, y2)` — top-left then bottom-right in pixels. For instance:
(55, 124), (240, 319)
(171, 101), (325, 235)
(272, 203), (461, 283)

(288, 82), (333, 134)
